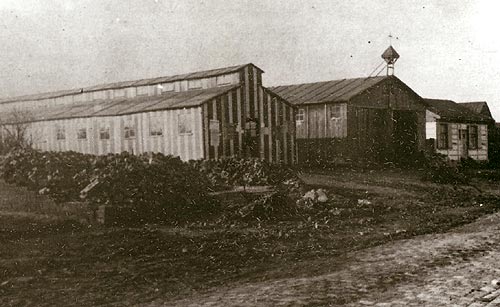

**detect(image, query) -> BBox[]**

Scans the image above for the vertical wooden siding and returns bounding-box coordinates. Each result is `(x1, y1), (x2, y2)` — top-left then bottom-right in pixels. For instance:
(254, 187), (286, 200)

(201, 85), (296, 163)
(298, 103), (348, 139)
(26, 107), (204, 161)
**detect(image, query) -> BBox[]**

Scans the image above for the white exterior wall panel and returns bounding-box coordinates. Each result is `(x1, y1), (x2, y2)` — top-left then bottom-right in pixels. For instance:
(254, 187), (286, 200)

(18, 107), (205, 161)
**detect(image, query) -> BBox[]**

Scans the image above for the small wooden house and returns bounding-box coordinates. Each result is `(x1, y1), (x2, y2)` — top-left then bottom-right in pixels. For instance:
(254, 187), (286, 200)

(424, 99), (493, 161)
(459, 101), (499, 163)
(0, 64), (296, 163)
(270, 75), (427, 164)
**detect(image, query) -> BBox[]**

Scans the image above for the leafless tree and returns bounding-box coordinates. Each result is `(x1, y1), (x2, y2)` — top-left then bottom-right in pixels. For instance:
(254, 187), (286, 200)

(0, 108), (34, 153)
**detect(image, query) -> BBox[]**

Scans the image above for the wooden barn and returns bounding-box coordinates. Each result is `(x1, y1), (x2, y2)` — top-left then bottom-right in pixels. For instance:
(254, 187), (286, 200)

(0, 64), (296, 163)
(270, 75), (427, 164)
(425, 99), (493, 161)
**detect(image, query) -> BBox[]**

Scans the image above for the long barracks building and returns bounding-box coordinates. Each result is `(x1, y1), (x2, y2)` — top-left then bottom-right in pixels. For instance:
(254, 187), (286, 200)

(0, 64), (296, 163)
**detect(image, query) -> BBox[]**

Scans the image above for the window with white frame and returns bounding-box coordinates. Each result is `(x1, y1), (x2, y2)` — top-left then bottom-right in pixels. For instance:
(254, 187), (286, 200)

(124, 126), (136, 139)
(55, 125), (65, 140)
(149, 116), (163, 136)
(188, 79), (202, 89)
(437, 123), (449, 149)
(77, 128), (87, 140)
(295, 108), (305, 124)
(330, 104), (341, 120)
(124, 117), (136, 139)
(99, 126), (110, 140)
(178, 113), (192, 134)
(469, 125), (478, 149)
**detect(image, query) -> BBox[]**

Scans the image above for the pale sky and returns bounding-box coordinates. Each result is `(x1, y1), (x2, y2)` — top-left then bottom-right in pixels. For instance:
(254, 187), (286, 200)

(0, 0), (499, 120)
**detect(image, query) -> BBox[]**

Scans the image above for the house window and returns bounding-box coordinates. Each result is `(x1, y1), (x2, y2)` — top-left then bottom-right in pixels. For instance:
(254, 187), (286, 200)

(124, 117), (136, 139)
(188, 79), (202, 89)
(330, 105), (341, 120)
(149, 117), (163, 136)
(124, 126), (136, 139)
(437, 123), (448, 149)
(216, 74), (232, 86)
(178, 113), (192, 134)
(296, 108), (305, 124)
(100, 126), (110, 140)
(55, 125), (65, 140)
(77, 128), (87, 140)
(469, 125), (478, 149)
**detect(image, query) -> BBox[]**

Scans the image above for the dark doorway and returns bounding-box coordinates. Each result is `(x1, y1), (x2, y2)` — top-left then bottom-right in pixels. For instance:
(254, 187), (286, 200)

(355, 108), (390, 162)
(392, 110), (418, 164)
(243, 117), (260, 158)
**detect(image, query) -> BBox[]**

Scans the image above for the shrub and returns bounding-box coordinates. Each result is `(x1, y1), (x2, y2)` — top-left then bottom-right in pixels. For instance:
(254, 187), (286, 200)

(420, 152), (470, 185)
(190, 157), (298, 191)
(1, 150), (214, 217)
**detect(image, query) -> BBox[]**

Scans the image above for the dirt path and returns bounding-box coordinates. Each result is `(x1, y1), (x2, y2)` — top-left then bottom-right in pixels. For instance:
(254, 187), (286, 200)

(147, 212), (500, 306)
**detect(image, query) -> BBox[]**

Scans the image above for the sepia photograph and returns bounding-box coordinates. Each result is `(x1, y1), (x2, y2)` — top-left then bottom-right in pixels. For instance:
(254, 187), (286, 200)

(0, 1), (499, 306)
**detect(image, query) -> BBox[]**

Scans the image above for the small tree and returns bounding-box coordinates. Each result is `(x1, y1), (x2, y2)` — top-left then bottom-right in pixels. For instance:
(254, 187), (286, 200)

(0, 108), (33, 154)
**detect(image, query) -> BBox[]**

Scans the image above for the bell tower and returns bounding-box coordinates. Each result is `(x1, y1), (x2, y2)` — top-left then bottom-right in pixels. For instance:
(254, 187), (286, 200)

(381, 45), (400, 76)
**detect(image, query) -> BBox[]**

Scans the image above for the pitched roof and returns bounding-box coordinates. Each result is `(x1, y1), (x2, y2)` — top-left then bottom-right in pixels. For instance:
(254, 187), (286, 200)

(0, 63), (257, 104)
(268, 76), (388, 105)
(0, 85), (239, 124)
(459, 101), (493, 119)
(424, 98), (493, 124)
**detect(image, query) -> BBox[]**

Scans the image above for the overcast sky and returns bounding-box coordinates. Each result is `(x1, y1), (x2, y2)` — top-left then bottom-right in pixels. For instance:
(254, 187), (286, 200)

(0, 0), (499, 120)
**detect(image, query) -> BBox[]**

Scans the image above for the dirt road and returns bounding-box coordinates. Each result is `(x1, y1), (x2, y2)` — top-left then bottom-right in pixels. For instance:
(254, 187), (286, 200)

(2, 170), (499, 306)
(153, 212), (500, 306)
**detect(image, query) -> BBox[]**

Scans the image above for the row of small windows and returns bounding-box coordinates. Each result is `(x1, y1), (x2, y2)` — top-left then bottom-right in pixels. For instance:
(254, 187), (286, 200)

(13, 75), (238, 111)
(54, 115), (193, 141)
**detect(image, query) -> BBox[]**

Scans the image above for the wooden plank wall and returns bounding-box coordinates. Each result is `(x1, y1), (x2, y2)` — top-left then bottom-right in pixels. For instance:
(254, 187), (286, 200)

(201, 68), (296, 163)
(297, 103), (347, 139)
(26, 107), (204, 161)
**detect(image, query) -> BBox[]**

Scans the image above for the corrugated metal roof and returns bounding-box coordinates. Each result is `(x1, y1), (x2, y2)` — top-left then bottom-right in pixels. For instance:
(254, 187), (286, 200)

(269, 76), (388, 105)
(424, 99), (493, 123)
(0, 63), (257, 104)
(459, 101), (493, 119)
(0, 85), (239, 124)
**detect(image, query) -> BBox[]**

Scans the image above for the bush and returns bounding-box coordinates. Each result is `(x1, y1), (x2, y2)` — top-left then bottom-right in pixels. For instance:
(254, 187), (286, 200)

(85, 153), (214, 220)
(1, 150), (304, 223)
(190, 157), (298, 191)
(1, 149), (215, 219)
(420, 152), (470, 185)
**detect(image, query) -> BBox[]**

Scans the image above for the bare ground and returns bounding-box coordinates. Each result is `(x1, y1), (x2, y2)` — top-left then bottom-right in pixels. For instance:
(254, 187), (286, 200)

(158, 212), (500, 306)
(1, 169), (500, 306)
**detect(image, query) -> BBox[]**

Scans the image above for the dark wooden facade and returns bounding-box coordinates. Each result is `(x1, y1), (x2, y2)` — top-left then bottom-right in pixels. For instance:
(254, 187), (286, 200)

(272, 76), (427, 164)
(201, 65), (295, 163)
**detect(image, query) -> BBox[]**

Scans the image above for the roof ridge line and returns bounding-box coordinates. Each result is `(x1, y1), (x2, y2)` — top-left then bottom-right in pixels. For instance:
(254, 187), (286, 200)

(0, 63), (255, 104)
(270, 75), (386, 88)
